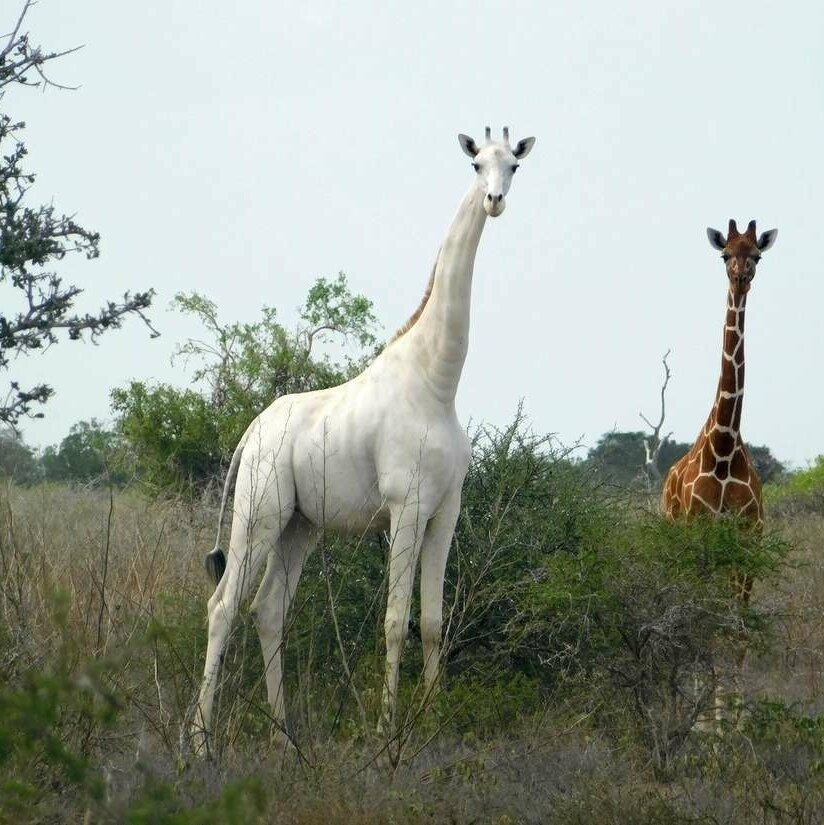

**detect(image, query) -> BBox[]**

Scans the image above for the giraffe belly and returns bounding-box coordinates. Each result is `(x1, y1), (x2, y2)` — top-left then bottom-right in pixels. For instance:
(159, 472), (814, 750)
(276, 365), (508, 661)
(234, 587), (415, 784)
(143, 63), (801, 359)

(294, 456), (390, 534)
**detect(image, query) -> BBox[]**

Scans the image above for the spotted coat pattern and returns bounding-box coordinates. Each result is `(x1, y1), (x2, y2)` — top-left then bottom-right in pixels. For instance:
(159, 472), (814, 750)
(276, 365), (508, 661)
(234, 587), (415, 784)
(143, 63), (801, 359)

(661, 219), (777, 597)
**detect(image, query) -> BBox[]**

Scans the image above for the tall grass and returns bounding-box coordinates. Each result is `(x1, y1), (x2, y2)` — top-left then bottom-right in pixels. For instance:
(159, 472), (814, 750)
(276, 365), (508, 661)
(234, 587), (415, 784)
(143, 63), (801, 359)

(2, 471), (824, 823)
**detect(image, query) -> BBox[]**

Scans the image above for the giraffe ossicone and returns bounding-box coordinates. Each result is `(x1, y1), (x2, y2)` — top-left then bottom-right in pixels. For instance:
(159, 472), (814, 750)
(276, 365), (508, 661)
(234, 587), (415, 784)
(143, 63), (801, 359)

(190, 127), (536, 755)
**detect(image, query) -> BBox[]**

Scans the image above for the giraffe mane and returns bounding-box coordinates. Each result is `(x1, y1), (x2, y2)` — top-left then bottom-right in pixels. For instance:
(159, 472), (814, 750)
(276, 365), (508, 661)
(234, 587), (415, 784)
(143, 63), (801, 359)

(389, 250), (440, 344)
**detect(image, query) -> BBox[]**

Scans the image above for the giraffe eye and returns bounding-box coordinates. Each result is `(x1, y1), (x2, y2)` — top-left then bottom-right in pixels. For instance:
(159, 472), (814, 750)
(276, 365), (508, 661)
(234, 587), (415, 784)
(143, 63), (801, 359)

(722, 254), (730, 262)
(472, 163), (480, 172)
(751, 256), (761, 264)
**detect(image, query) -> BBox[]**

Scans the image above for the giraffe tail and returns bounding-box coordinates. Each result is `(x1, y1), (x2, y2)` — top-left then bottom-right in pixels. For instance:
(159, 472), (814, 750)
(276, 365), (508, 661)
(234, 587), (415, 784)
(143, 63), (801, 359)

(204, 546), (226, 587)
(204, 431), (248, 586)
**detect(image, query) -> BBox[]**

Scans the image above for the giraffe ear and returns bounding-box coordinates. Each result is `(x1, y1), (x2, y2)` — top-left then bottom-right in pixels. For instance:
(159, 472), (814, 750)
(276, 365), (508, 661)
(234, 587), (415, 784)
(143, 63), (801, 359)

(706, 227), (727, 250)
(512, 137), (536, 159)
(458, 134), (479, 158)
(757, 228), (778, 251)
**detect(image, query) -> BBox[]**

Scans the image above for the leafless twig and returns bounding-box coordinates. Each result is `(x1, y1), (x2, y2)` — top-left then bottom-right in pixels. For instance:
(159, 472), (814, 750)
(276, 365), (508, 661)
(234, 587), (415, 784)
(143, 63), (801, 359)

(1, 2), (83, 93)
(640, 349), (673, 487)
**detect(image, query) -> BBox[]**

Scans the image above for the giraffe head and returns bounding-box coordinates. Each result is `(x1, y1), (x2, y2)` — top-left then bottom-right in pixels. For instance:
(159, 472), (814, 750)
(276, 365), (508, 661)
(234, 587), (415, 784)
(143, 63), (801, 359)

(458, 127), (535, 217)
(706, 219), (778, 295)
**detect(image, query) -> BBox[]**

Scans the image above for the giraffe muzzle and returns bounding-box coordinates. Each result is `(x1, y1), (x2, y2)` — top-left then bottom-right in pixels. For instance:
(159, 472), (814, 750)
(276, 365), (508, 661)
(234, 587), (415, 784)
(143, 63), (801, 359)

(484, 193), (506, 217)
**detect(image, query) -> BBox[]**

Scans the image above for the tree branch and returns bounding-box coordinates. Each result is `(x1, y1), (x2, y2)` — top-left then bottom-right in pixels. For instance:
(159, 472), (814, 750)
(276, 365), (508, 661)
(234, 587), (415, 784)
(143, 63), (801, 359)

(0, 4), (156, 425)
(639, 349), (672, 485)
(1, 3), (83, 92)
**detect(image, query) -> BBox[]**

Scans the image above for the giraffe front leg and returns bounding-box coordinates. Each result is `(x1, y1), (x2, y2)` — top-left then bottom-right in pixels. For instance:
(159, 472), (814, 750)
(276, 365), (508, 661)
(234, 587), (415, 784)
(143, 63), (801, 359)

(419, 485), (462, 697)
(380, 500), (428, 736)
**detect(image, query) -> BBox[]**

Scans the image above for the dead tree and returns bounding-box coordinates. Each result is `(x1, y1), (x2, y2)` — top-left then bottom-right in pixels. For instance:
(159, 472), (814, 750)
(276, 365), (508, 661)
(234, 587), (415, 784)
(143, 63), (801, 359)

(639, 349), (673, 489)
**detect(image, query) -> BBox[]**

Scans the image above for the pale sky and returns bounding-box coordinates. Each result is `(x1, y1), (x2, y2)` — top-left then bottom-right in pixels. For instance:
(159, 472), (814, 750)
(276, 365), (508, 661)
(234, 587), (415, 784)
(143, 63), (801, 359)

(7, 0), (824, 466)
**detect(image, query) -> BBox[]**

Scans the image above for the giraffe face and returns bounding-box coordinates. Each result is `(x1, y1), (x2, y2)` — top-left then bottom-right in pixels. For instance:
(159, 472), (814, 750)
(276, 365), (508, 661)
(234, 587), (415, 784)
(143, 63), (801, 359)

(723, 237), (762, 295)
(707, 220), (778, 295)
(458, 128), (535, 217)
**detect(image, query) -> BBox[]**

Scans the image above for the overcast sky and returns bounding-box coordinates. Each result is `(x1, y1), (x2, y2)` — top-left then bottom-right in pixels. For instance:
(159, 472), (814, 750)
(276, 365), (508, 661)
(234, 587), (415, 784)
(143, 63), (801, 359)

(6, 0), (823, 466)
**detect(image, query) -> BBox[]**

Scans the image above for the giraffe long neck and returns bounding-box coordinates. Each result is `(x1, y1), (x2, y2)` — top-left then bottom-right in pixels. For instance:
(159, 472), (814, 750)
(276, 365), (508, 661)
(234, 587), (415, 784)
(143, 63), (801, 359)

(403, 185), (487, 401)
(706, 287), (748, 438)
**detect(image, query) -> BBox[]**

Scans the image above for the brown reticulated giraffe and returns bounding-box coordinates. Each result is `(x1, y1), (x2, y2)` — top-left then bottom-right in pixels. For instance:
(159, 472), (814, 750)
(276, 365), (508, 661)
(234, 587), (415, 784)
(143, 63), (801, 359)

(662, 218), (778, 559)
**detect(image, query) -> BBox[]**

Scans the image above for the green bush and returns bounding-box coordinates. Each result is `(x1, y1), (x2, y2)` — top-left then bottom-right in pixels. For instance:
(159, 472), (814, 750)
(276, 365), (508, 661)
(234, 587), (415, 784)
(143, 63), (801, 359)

(0, 596), (118, 824)
(111, 276), (379, 495)
(434, 672), (541, 737)
(111, 382), (224, 493)
(443, 408), (610, 681)
(516, 514), (789, 771)
(744, 697), (824, 781)
(766, 456), (824, 516)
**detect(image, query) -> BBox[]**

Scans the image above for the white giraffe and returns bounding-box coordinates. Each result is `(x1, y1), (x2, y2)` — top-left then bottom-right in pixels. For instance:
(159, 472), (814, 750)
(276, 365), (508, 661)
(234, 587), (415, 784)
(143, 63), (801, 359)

(192, 127), (536, 751)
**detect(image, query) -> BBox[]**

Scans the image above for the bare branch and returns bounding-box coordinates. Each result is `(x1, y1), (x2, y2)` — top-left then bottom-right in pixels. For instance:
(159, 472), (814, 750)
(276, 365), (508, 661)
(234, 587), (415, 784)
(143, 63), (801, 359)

(0, 1), (32, 61)
(1, 3), (83, 93)
(639, 349), (672, 486)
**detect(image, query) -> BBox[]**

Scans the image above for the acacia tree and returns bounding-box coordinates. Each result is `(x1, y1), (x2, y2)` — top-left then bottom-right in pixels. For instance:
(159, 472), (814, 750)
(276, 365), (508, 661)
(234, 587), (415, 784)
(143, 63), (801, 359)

(171, 273), (379, 414)
(0, 2), (155, 426)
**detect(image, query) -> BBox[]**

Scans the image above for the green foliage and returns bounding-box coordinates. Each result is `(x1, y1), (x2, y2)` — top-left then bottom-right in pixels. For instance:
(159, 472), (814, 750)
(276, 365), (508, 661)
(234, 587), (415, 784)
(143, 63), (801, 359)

(0, 428), (39, 483)
(0, 596), (118, 824)
(445, 409), (609, 680)
(766, 456), (824, 516)
(434, 672), (541, 737)
(517, 514), (789, 771)
(40, 418), (123, 484)
(784, 456), (824, 494)
(112, 275), (379, 493)
(124, 777), (267, 824)
(745, 698), (824, 758)
(299, 273), (379, 350)
(111, 382), (223, 493)
(172, 272), (378, 414)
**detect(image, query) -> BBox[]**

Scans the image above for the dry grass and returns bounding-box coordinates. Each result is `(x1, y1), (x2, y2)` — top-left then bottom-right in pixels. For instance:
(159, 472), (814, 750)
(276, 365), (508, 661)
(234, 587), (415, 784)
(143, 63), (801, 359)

(2, 481), (212, 640)
(0, 483), (215, 771)
(748, 512), (824, 707)
(3, 482), (824, 823)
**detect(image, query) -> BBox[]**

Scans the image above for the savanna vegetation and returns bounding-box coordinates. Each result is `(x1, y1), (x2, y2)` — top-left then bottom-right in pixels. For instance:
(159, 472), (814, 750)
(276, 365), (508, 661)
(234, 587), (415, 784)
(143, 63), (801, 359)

(3, 6), (824, 824)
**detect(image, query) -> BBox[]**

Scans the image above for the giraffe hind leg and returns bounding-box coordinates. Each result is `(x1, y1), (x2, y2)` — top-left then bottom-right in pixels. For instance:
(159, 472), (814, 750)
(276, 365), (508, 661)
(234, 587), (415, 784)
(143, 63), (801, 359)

(251, 513), (319, 742)
(192, 458), (296, 755)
